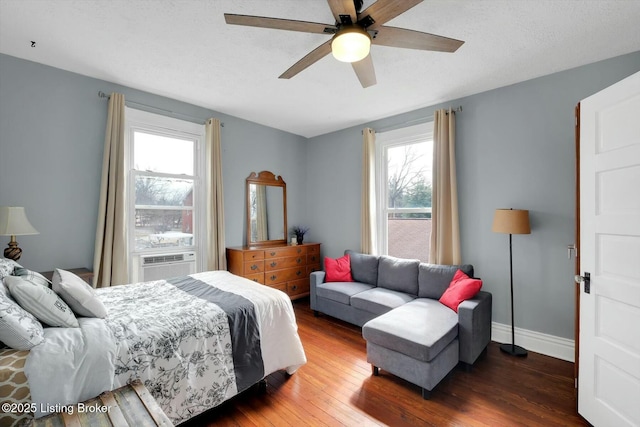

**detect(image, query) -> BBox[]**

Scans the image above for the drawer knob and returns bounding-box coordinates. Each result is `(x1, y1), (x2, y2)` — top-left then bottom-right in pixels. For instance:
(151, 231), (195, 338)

(251, 264), (258, 270)
(270, 275), (277, 281)
(296, 270), (302, 276)
(270, 262), (277, 267)
(296, 258), (302, 264)
(291, 285), (298, 291)
(297, 248), (302, 254)
(270, 252), (276, 256)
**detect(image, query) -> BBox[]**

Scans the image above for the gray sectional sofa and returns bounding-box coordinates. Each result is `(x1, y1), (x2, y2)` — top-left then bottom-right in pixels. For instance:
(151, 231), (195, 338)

(310, 250), (492, 398)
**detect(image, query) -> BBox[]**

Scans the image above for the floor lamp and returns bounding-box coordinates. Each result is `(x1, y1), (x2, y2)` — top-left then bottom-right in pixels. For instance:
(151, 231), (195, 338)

(492, 208), (531, 357)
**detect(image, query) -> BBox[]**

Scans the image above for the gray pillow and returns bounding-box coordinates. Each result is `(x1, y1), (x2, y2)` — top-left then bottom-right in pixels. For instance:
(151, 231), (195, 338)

(0, 289), (44, 349)
(344, 250), (379, 285)
(4, 275), (79, 328)
(52, 269), (107, 318)
(376, 255), (420, 295)
(418, 263), (475, 299)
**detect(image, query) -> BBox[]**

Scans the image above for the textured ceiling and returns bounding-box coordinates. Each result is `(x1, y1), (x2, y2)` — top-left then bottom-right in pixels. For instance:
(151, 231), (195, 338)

(1, 0), (639, 138)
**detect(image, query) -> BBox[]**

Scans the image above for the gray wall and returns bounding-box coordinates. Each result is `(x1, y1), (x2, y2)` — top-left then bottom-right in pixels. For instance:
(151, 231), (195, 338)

(306, 51), (640, 340)
(0, 54), (307, 273)
(2, 50), (639, 341)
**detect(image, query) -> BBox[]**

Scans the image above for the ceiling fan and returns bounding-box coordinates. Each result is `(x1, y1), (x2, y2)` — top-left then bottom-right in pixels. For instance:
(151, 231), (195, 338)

(224, 0), (464, 88)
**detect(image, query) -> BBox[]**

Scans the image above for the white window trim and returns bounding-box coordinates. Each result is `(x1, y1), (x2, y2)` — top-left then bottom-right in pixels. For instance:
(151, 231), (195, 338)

(125, 107), (206, 275)
(375, 121), (434, 256)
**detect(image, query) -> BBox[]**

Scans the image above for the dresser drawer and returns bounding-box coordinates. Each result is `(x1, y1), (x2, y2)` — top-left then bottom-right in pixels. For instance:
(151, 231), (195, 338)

(265, 255), (306, 271)
(243, 250), (264, 261)
(244, 273), (264, 284)
(306, 244), (320, 255)
(243, 260), (264, 275)
(265, 245), (307, 259)
(287, 278), (310, 298)
(307, 252), (321, 264)
(227, 243), (320, 301)
(265, 267), (306, 285)
(307, 264), (322, 275)
(268, 283), (288, 293)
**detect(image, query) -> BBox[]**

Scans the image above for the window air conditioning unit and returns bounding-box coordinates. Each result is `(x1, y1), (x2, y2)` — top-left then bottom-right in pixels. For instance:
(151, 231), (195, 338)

(138, 252), (196, 282)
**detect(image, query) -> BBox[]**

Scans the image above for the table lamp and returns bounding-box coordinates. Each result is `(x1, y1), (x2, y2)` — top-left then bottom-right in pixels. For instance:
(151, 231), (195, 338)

(0, 206), (39, 261)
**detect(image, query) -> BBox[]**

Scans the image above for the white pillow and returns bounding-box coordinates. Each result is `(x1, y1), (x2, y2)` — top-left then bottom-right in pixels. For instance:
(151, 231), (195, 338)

(52, 269), (107, 318)
(13, 267), (52, 288)
(4, 275), (79, 328)
(0, 290), (44, 349)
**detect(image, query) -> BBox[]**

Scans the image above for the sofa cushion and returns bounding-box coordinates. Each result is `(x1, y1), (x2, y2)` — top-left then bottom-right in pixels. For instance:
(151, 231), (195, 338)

(418, 263), (474, 299)
(350, 288), (416, 316)
(315, 281), (374, 305)
(325, 254), (353, 282)
(345, 250), (379, 285)
(362, 298), (458, 363)
(440, 269), (483, 312)
(377, 255), (419, 295)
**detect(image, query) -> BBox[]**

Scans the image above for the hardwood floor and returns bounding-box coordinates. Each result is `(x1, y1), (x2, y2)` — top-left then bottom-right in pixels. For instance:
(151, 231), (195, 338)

(182, 299), (589, 426)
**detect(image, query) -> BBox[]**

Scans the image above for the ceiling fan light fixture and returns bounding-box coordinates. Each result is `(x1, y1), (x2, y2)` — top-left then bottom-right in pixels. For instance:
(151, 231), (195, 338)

(331, 25), (371, 63)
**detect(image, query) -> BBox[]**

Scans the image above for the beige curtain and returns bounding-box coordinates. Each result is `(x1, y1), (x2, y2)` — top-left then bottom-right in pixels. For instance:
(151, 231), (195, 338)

(205, 118), (226, 270)
(255, 184), (268, 241)
(93, 93), (128, 287)
(361, 128), (377, 254)
(429, 109), (461, 264)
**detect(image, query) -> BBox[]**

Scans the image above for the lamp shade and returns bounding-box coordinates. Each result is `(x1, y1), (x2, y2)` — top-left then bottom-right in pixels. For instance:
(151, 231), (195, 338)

(492, 209), (530, 235)
(0, 207), (39, 236)
(331, 25), (371, 63)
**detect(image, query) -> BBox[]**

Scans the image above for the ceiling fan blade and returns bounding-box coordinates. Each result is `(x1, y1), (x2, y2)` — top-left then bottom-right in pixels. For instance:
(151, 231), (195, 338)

(224, 14), (336, 34)
(279, 40), (333, 80)
(326, 0), (357, 24)
(352, 54), (377, 88)
(358, 0), (423, 30)
(373, 26), (464, 52)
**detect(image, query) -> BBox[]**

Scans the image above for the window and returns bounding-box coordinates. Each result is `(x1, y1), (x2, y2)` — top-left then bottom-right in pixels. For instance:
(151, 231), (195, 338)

(125, 108), (205, 261)
(376, 122), (433, 262)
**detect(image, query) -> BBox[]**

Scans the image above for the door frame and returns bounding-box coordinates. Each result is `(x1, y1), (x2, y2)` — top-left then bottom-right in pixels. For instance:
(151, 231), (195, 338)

(574, 103), (581, 391)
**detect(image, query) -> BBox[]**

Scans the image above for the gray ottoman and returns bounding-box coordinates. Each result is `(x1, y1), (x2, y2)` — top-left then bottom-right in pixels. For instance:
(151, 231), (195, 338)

(362, 298), (460, 399)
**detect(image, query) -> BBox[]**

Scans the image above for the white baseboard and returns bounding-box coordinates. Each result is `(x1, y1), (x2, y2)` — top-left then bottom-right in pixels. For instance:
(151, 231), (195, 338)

(492, 322), (575, 362)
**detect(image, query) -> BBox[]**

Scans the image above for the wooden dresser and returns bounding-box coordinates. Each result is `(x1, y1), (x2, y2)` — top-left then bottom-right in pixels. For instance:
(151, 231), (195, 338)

(226, 243), (321, 300)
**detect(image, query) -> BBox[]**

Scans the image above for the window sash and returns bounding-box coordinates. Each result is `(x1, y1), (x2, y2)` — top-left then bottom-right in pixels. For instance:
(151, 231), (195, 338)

(126, 107), (204, 259)
(376, 122), (434, 257)
(387, 207), (432, 214)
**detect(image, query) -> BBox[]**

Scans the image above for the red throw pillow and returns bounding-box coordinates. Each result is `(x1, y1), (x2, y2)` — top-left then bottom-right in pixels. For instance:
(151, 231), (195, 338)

(324, 254), (353, 282)
(439, 269), (483, 312)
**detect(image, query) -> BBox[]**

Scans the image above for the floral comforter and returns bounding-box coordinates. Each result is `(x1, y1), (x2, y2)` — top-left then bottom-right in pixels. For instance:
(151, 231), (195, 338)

(23, 271), (306, 424)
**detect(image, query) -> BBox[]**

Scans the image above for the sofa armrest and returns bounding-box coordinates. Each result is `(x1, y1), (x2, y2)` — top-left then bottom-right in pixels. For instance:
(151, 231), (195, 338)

(457, 290), (492, 365)
(310, 271), (326, 310)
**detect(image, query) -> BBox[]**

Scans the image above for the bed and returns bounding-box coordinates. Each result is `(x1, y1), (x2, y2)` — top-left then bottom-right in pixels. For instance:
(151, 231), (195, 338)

(0, 269), (307, 426)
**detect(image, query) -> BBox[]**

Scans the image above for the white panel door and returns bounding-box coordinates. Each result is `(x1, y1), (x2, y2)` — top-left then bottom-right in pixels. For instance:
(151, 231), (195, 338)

(578, 70), (640, 426)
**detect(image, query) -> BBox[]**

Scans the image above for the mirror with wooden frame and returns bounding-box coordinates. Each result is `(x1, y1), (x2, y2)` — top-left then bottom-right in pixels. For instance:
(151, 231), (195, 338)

(246, 171), (287, 247)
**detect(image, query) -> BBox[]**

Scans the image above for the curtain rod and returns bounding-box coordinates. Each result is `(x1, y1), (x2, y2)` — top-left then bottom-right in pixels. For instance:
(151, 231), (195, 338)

(370, 106), (462, 134)
(98, 91), (223, 126)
